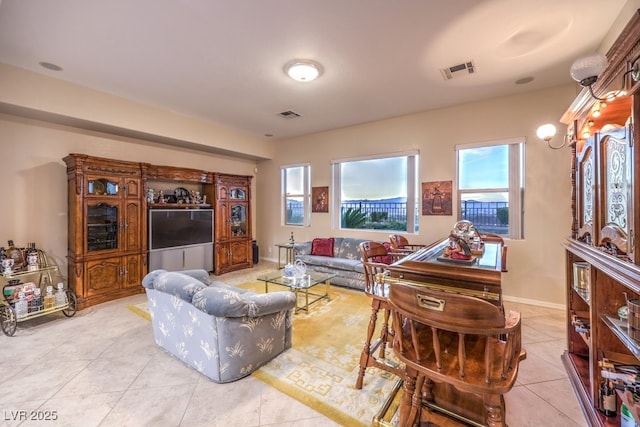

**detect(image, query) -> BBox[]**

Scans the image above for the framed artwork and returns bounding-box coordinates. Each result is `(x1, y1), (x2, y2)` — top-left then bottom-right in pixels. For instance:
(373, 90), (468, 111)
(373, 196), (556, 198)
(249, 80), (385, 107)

(312, 186), (329, 213)
(422, 181), (452, 215)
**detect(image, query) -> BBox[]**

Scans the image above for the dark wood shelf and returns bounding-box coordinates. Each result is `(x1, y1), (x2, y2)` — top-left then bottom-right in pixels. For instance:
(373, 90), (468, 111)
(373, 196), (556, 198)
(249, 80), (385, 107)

(148, 203), (211, 209)
(602, 314), (640, 360)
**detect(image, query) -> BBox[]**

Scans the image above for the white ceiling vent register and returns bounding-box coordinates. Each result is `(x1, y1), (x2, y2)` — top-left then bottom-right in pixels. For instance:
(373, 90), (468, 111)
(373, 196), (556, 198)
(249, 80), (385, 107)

(440, 61), (476, 80)
(278, 110), (301, 119)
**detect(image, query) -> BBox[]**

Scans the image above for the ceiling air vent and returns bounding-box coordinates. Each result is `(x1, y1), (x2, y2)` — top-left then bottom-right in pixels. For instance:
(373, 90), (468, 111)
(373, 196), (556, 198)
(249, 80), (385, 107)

(278, 110), (301, 119)
(440, 60), (476, 80)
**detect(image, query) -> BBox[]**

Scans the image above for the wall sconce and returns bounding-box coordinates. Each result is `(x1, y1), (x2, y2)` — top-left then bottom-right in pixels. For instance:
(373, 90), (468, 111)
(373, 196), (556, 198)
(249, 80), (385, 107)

(570, 52), (640, 101)
(536, 123), (567, 149)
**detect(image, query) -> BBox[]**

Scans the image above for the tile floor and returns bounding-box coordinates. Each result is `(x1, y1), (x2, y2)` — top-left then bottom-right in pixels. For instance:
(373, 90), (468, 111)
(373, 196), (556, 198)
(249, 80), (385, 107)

(0, 262), (587, 427)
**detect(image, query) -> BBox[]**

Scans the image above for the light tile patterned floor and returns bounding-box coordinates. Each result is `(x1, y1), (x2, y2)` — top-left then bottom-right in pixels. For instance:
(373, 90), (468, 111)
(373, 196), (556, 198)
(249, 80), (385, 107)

(0, 261), (587, 426)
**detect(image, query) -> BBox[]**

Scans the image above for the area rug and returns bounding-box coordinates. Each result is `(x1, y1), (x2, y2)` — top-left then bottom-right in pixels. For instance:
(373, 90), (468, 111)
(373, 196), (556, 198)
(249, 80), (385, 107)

(243, 281), (400, 427)
(128, 282), (401, 426)
(127, 301), (151, 321)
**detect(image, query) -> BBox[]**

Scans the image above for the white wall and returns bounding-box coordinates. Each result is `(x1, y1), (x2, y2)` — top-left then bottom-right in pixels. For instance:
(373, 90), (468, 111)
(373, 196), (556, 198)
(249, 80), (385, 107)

(256, 85), (577, 307)
(0, 63), (273, 160)
(0, 114), (258, 279)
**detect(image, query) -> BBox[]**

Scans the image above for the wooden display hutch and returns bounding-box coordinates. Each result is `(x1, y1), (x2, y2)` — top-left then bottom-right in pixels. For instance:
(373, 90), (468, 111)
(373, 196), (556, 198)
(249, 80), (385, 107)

(64, 154), (145, 310)
(212, 173), (253, 275)
(561, 11), (640, 426)
(65, 155), (255, 309)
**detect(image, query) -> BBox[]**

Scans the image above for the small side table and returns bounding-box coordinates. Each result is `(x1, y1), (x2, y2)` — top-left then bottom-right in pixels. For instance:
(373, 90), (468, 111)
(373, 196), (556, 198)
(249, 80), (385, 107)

(275, 243), (295, 269)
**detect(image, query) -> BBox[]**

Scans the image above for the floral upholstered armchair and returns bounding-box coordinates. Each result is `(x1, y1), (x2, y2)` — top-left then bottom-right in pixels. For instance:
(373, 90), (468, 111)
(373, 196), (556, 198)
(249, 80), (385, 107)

(142, 269), (296, 383)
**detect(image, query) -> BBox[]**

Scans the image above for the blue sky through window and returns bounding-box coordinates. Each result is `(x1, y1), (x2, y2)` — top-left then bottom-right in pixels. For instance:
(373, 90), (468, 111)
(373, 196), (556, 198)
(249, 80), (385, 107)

(341, 157), (407, 200)
(458, 145), (509, 203)
(459, 145), (508, 189)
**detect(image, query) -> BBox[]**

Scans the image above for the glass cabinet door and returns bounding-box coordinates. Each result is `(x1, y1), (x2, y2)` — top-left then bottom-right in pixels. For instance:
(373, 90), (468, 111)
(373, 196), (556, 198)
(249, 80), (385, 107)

(87, 202), (119, 251)
(87, 178), (119, 196)
(602, 131), (630, 235)
(230, 203), (247, 237)
(229, 187), (246, 200)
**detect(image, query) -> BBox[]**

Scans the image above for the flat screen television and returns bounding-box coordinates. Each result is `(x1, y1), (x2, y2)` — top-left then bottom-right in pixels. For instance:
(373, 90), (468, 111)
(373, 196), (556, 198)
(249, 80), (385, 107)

(149, 209), (214, 250)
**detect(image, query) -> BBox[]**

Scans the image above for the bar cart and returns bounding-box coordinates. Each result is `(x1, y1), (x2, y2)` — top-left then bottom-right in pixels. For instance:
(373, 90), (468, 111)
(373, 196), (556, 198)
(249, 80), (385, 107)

(0, 249), (77, 336)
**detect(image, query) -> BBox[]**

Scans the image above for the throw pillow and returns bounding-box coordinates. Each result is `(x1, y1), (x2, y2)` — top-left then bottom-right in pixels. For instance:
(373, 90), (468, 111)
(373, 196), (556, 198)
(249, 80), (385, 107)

(311, 237), (335, 257)
(377, 242), (393, 264)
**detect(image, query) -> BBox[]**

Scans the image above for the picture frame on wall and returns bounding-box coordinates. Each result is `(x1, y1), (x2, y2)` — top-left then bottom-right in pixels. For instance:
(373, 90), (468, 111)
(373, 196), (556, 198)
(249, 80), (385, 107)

(422, 180), (452, 215)
(312, 186), (329, 213)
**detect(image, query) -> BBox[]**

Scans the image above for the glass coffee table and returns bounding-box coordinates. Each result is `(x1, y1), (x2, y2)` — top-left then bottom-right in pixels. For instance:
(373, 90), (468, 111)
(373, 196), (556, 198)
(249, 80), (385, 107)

(257, 270), (335, 314)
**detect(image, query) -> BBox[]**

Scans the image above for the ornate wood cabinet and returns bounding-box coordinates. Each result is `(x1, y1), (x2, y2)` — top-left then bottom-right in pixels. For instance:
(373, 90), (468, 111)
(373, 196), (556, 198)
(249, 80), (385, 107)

(560, 11), (640, 426)
(211, 173), (253, 275)
(64, 154), (146, 309)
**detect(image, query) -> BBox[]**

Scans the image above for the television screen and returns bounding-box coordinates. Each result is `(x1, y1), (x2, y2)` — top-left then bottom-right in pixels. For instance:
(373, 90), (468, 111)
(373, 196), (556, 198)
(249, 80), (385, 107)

(149, 209), (213, 250)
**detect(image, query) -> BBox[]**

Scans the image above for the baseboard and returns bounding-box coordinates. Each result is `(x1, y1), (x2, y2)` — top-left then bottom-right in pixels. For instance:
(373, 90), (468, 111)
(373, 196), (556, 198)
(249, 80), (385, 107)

(502, 294), (565, 310)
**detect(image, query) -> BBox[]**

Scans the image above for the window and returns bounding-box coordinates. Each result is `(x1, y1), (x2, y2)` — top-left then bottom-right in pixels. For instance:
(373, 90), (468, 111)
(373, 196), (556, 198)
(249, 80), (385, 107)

(331, 151), (419, 232)
(456, 138), (524, 239)
(282, 164), (310, 226)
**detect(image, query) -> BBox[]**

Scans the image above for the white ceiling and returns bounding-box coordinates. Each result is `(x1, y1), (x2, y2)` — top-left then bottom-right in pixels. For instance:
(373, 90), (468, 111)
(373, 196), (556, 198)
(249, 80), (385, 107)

(0, 0), (631, 141)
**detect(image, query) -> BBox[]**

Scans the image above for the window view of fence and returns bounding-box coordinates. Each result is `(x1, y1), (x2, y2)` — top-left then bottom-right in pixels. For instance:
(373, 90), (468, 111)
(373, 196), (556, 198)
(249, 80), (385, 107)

(286, 199), (418, 231)
(340, 200), (410, 230)
(286, 198), (507, 234)
(460, 200), (509, 235)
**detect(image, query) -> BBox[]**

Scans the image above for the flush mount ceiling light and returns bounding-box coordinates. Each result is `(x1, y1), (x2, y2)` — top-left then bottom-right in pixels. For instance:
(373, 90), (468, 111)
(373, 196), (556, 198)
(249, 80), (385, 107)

(285, 60), (321, 82)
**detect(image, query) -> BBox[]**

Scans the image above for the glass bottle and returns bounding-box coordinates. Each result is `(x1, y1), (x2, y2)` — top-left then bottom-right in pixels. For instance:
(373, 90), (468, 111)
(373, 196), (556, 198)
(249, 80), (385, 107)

(44, 285), (55, 309)
(14, 291), (28, 319)
(6, 240), (24, 269)
(30, 288), (43, 313)
(55, 283), (67, 306)
(26, 243), (38, 271)
(599, 379), (617, 417)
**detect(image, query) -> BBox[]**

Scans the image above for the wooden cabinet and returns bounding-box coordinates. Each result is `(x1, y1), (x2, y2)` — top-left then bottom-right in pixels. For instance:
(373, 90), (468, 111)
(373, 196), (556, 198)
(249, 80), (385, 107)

(64, 154), (146, 309)
(211, 173), (252, 275)
(560, 11), (640, 426)
(64, 155), (255, 308)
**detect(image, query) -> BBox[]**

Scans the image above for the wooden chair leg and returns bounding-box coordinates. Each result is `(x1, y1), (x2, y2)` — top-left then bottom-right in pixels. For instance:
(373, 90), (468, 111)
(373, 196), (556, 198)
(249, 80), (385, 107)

(408, 374), (425, 426)
(398, 372), (417, 427)
(484, 394), (506, 427)
(421, 377), (434, 402)
(378, 307), (390, 359)
(354, 300), (382, 389)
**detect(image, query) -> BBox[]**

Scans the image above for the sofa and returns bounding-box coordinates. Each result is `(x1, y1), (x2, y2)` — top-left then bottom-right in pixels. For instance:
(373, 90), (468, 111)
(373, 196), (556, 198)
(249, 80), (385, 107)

(294, 237), (393, 291)
(142, 269), (296, 383)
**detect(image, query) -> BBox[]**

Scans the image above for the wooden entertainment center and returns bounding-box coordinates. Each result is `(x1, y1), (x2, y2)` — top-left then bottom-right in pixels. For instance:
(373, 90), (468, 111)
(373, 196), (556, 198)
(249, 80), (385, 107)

(64, 154), (253, 309)
(560, 11), (640, 426)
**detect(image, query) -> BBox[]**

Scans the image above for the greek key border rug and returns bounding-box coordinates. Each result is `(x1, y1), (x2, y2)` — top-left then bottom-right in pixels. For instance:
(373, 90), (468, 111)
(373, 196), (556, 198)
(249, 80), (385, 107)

(243, 281), (399, 427)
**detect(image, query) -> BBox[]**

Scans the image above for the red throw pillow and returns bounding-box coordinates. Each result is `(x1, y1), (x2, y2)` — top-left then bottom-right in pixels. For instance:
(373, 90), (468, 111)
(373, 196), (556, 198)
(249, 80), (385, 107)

(376, 242), (393, 264)
(311, 238), (335, 257)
